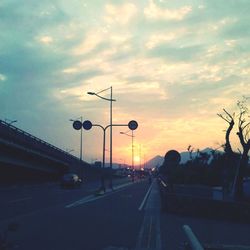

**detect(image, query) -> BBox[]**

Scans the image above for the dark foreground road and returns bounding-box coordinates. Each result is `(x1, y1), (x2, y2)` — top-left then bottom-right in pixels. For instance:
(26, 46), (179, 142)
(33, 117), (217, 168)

(0, 179), (151, 250)
(0, 177), (132, 222)
(1, 179), (250, 250)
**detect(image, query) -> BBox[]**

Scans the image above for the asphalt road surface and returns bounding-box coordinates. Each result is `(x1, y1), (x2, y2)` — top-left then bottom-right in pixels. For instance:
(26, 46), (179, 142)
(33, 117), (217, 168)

(0, 177), (132, 222)
(0, 178), (153, 250)
(1, 178), (250, 250)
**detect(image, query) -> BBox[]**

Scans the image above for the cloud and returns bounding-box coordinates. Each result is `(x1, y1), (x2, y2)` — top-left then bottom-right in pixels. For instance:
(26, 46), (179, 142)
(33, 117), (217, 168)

(38, 35), (54, 44)
(1, 0), (250, 162)
(104, 3), (137, 25)
(148, 44), (205, 62)
(145, 33), (176, 49)
(0, 74), (6, 81)
(72, 31), (104, 55)
(72, 30), (132, 56)
(144, 0), (192, 21)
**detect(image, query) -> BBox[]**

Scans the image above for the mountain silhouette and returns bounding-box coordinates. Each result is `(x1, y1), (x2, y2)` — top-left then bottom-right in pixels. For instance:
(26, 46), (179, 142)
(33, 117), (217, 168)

(145, 148), (222, 169)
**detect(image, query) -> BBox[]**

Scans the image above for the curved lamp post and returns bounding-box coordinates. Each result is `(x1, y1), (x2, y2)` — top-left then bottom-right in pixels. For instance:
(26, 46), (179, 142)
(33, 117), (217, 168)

(87, 87), (116, 188)
(82, 120), (138, 192)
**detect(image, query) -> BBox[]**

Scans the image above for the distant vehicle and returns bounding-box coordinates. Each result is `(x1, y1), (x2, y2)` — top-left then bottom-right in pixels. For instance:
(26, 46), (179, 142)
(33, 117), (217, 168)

(61, 173), (82, 188)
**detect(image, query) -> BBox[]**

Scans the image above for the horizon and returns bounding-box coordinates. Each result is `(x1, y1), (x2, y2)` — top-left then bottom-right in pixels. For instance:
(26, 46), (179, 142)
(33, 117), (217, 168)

(1, 0), (249, 164)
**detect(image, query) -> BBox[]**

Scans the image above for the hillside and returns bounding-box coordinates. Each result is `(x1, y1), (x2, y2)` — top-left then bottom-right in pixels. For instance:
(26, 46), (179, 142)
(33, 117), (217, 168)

(145, 148), (219, 168)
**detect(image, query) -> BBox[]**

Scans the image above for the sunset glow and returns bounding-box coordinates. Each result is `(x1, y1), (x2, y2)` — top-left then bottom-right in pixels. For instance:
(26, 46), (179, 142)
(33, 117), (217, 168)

(134, 156), (141, 164)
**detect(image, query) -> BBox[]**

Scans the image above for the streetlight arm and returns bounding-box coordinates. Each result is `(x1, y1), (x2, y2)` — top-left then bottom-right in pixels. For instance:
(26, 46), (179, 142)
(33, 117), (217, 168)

(92, 124), (105, 131)
(87, 87), (111, 96)
(94, 93), (116, 102)
(5, 119), (17, 125)
(96, 87), (112, 95)
(87, 91), (116, 101)
(120, 131), (135, 137)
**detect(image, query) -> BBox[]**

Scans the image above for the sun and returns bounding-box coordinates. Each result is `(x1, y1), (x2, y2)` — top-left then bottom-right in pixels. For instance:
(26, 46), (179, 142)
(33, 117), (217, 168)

(134, 156), (140, 163)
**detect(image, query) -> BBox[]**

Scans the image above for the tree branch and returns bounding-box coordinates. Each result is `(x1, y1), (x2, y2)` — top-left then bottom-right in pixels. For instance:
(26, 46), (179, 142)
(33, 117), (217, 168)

(242, 121), (250, 131)
(218, 109), (235, 154)
(237, 126), (246, 148)
(223, 108), (234, 120)
(217, 113), (230, 123)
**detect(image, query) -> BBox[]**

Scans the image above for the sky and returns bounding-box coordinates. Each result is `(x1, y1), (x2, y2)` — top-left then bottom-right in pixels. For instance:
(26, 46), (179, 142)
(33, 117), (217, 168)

(0, 0), (249, 166)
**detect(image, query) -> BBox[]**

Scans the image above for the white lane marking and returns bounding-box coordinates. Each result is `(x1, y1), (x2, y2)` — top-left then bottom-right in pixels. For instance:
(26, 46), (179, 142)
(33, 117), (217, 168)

(138, 182), (153, 211)
(65, 194), (95, 208)
(135, 180), (162, 250)
(65, 181), (135, 208)
(8, 197), (32, 203)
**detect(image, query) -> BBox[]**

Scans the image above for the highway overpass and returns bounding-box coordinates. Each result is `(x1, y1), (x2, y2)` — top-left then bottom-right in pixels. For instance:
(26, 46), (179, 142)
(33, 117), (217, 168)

(0, 119), (87, 183)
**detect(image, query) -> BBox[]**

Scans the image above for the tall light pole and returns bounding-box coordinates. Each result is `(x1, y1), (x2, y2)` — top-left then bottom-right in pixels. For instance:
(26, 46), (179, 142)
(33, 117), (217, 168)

(83, 120), (137, 192)
(120, 130), (135, 182)
(139, 144), (142, 170)
(70, 116), (83, 161)
(83, 119), (138, 191)
(87, 87), (116, 188)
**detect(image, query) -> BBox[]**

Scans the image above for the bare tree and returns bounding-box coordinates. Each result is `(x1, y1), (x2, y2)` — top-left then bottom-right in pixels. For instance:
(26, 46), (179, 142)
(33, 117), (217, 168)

(235, 97), (250, 198)
(199, 152), (210, 165)
(217, 109), (235, 155)
(218, 96), (250, 198)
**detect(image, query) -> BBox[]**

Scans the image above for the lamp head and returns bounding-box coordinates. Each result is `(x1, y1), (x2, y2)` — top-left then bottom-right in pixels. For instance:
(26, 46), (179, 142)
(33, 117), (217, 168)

(87, 92), (95, 95)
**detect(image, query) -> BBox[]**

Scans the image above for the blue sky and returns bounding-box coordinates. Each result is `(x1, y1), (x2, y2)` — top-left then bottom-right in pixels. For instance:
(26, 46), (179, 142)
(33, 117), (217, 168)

(0, 0), (249, 164)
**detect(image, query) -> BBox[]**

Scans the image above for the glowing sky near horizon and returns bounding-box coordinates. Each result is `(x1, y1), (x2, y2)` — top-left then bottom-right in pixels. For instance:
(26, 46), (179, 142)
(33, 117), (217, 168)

(0, 0), (249, 165)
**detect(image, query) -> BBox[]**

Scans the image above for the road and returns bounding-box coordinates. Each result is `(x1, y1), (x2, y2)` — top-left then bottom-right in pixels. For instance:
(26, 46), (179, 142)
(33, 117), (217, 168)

(0, 177), (156, 250)
(1, 178), (250, 250)
(0, 177), (132, 222)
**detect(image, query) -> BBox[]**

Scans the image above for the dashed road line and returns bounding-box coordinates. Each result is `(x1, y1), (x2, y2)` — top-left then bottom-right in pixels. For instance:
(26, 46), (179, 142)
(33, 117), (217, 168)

(138, 182), (153, 211)
(135, 180), (162, 250)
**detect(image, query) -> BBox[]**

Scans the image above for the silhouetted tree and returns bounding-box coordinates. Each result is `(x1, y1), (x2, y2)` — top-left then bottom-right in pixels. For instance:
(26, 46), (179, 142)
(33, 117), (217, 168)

(217, 109), (235, 155)
(235, 97), (250, 198)
(199, 152), (210, 165)
(218, 96), (250, 199)
(187, 145), (194, 160)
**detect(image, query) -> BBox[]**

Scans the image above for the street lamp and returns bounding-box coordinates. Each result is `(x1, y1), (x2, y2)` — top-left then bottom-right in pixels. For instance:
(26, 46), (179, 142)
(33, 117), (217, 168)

(120, 130), (135, 182)
(87, 87), (116, 189)
(69, 116), (83, 161)
(4, 119), (17, 126)
(82, 119), (138, 192)
(139, 144), (142, 170)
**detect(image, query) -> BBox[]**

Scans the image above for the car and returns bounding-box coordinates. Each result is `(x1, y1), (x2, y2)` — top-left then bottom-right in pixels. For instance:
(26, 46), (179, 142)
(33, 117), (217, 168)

(61, 173), (82, 188)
